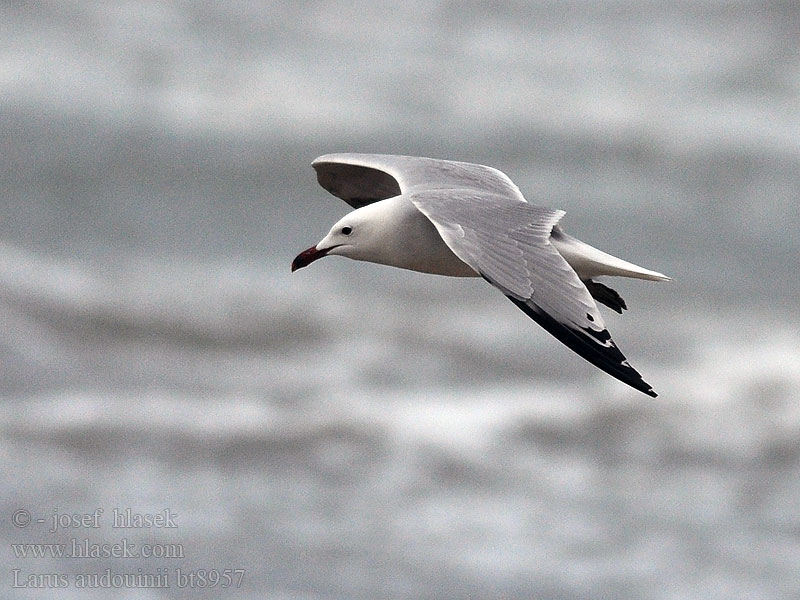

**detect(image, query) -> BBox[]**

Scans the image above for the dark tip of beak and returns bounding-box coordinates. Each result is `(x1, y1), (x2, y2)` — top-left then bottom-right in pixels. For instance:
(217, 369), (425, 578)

(291, 245), (328, 272)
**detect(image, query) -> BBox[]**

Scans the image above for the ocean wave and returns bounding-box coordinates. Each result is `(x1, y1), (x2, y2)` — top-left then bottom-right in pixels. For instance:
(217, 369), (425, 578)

(3, 1), (799, 161)
(0, 242), (326, 352)
(5, 325), (799, 464)
(2, 240), (799, 408)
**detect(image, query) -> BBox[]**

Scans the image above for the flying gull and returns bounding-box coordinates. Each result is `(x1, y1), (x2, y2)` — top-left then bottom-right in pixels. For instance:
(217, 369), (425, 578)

(292, 153), (670, 397)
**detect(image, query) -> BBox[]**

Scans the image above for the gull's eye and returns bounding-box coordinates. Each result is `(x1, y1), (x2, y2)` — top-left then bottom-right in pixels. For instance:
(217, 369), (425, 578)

(340, 226), (352, 236)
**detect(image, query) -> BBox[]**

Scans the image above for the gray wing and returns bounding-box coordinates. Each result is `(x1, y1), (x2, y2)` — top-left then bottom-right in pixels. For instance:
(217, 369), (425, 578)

(312, 153), (526, 208)
(409, 189), (658, 397)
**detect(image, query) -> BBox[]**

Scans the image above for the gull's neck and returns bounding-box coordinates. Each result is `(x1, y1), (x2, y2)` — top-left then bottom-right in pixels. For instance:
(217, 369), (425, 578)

(355, 196), (478, 277)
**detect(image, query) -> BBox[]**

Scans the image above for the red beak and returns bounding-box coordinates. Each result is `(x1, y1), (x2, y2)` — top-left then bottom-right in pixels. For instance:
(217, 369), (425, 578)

(291, 245), (329, 272)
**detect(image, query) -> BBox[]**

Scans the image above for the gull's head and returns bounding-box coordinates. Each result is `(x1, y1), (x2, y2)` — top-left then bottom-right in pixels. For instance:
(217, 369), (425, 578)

(291, 210), (377, 272)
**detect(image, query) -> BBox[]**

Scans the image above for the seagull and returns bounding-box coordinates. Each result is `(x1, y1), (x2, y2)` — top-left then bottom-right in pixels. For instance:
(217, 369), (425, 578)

(292, 153), (670, 397)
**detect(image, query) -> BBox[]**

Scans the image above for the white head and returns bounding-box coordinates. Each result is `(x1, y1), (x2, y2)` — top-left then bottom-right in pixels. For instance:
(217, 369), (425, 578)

(291, 205), (387, 272)
(292, 196), (475, 276)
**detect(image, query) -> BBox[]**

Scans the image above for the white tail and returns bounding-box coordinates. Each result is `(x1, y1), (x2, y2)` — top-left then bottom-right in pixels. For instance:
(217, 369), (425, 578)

(551, 228), (671, 282)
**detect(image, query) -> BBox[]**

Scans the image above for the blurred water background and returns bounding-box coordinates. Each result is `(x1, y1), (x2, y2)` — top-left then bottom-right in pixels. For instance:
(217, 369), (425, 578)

(2, 1), (800, 598)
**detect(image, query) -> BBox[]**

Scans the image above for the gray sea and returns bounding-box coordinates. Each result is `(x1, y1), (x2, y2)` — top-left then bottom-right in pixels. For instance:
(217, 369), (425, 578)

(2, 1), (800, 598)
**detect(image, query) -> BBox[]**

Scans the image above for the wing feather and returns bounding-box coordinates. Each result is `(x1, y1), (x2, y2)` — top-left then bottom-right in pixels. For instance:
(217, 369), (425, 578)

(312, 153), (526, 208)
(409, 189), (657, 397)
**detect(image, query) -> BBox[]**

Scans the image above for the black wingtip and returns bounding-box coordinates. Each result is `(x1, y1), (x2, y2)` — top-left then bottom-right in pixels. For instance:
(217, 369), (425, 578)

(505, 295), (658, 398)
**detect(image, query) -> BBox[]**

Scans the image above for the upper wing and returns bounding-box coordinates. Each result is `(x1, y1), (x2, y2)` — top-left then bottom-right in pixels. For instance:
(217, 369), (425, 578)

(312, 153), (526, 208)
(409, 189), (657, 397)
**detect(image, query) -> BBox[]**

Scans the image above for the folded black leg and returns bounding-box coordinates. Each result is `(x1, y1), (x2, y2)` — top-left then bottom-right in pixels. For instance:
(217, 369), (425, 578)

(585, 280), (627, 314)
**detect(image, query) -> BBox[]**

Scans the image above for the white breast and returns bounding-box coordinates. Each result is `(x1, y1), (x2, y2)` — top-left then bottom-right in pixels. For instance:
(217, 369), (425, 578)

(360, 196), (480, 277)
